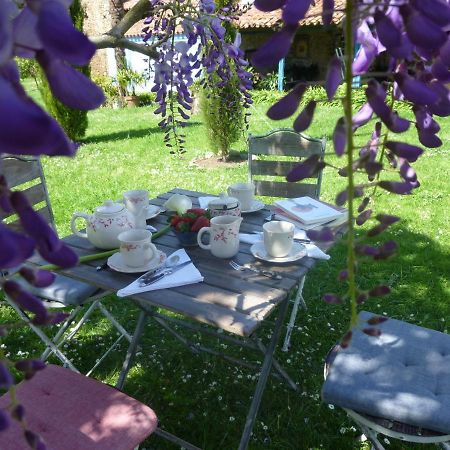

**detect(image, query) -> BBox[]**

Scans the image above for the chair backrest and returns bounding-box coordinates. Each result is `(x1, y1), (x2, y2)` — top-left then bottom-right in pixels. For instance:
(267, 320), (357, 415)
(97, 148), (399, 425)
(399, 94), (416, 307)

(0, 155), (55, 232)
(248, 128), (326, 199)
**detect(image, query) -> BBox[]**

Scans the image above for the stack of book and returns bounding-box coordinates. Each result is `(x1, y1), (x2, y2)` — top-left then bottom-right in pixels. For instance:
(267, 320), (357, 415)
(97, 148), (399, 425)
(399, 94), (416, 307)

(273, 196), (346, 230)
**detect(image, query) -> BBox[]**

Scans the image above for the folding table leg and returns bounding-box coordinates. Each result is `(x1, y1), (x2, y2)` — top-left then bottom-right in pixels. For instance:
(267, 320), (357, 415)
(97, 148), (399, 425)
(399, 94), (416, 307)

(282, 275), (306, 352)
(116, 310), (148, 390)
(238, 296), (290, 450)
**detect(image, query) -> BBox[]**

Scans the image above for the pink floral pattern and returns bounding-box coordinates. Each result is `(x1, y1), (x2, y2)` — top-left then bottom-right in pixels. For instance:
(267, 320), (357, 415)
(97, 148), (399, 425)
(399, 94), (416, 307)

(121, 243), (138, 252)
(213, 227), (238, 243)
(127, 197), (145, 204)
(88, 215), (134, 232)
(210, 207), (241, 218)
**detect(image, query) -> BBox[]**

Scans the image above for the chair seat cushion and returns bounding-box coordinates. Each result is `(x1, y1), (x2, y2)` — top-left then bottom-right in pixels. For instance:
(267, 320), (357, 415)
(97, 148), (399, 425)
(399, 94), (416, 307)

(17, 273), (100, 306)
(0, 364), (158, 450)
(322, 310), (450, 435)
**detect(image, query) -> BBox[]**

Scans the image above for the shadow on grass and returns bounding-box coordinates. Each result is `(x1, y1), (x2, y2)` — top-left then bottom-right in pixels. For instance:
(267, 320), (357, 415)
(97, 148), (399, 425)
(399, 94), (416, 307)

(90, 223), (448, 450)
(82, 121), (202, 145)
(1, 223), (447, 450)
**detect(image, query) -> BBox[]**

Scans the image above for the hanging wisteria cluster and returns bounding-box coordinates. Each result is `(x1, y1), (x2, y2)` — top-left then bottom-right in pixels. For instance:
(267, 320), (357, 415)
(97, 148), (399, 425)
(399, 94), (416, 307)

(0, 0), (103, 444)
(252, 0), (450, 339)
(144, 0), (253, 152)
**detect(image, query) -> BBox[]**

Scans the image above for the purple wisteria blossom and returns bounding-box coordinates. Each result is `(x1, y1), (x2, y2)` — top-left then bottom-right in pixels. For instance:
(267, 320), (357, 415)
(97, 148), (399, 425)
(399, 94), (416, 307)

(1, 0), (103, 445)
(325, 55), (342, 100)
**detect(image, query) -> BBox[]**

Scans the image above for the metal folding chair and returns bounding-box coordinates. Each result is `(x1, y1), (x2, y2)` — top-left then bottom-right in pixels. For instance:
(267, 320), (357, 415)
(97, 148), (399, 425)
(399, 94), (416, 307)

(0, 364), (158, 449)
(247, 128), (326, 351)
(323, 311), (450, 450)
(0, 155), (132, 374)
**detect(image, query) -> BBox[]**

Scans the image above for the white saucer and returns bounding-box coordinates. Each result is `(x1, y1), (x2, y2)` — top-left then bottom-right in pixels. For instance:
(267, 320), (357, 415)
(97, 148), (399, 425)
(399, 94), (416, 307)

(250, 242), (306, 263)
(145, 204), (163, 220)
(241, 200), (265, 214)
(107, 250), (167, 273)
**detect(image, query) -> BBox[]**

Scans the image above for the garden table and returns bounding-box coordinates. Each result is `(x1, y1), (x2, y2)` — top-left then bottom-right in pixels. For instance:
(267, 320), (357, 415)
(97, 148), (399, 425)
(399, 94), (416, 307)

(35, 188), (346, 450)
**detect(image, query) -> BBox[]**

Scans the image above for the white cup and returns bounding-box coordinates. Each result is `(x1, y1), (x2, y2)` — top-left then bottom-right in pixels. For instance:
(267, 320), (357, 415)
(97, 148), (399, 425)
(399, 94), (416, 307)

(263, 221), (295, 258)
(227, 182), (255, 211)
(123, 189), (149, 229)
(118, 229), (157, 267)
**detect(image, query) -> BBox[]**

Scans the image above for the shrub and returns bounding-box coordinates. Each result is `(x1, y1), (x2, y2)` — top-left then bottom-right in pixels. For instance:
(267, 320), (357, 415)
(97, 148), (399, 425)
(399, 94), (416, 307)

(201, 73), (245, 159)
(252, 69), (279, 91)
(137, 92), (155, 106)
(35, 0), (90, 140)
(92, 75), (120, 107)
(116, 68), (145, 97)
(251, 89), (285, 105)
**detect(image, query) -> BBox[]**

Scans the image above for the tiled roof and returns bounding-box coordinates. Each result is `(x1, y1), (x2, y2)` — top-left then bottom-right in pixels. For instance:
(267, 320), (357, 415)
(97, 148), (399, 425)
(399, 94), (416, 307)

(124, 1), (346, 37)
(237, 0), (345, 29)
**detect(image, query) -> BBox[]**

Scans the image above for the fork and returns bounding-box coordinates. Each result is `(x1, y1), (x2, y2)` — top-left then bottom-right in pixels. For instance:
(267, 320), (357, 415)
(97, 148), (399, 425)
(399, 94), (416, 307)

(229, 261), (282, 280)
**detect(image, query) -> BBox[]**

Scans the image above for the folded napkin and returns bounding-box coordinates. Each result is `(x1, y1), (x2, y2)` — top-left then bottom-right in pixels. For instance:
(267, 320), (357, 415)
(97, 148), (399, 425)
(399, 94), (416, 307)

(239, 232), (330, 260)
(116, 249), (203, 297)
(198, 196), (217, 209)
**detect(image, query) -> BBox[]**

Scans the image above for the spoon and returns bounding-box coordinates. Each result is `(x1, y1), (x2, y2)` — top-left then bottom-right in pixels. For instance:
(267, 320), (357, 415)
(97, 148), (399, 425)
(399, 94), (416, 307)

(164, 253), (180, 268)
(137, 253), (181, 285)
(146, 253), (180, 276)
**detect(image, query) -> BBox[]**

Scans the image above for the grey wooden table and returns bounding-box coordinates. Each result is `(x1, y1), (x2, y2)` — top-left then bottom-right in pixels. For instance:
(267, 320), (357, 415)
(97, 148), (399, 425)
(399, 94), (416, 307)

(50, 188), (345, 450)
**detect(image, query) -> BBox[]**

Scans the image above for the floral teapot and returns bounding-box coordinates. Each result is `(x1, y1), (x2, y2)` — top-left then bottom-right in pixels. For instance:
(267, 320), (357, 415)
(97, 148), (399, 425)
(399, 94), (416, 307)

(71, 200), (135, 249)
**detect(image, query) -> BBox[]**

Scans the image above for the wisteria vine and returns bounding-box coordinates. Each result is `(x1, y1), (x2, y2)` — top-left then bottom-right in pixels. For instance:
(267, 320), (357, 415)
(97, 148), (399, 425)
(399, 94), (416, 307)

(145, 0), (253, 152)
(252, 0), (450, 341)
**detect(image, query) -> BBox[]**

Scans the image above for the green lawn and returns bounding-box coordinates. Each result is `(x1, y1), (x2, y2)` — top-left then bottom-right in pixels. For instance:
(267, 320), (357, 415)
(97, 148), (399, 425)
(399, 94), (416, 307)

(2, 83), (450, 449)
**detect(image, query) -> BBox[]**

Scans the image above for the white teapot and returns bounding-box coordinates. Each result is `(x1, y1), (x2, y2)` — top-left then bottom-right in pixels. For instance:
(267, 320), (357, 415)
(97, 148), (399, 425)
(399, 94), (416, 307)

(71, 200), (135, 249)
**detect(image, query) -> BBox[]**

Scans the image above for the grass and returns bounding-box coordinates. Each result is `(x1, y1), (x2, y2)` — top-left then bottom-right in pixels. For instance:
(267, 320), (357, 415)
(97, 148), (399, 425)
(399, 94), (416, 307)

(2, 81), (450, 449)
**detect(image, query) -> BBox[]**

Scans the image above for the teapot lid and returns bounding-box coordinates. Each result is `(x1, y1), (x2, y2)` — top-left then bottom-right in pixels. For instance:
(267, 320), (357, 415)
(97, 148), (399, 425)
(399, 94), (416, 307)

(208, 193), (239, 210)
(95, 200), (124, 215)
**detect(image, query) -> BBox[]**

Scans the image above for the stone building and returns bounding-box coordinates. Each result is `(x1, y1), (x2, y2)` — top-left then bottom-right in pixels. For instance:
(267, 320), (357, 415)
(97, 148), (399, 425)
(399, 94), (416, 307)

(81, 0), (346, 89)
(236, 0), (346, 89)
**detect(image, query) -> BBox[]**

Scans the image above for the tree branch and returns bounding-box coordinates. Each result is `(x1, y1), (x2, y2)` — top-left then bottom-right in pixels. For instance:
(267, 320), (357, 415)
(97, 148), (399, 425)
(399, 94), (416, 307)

(90, 0), (157, 58)
(91, 34), (159, 58)
(110, 0), (151, 37)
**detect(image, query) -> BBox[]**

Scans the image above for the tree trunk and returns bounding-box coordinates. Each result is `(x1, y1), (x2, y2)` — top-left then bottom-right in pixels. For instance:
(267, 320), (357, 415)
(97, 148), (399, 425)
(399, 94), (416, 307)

(110, 0), (126, 71)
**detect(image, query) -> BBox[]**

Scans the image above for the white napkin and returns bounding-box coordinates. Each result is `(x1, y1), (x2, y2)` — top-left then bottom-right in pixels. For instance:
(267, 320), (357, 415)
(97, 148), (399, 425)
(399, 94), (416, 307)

(116, 249), (203, 297)
(239, 232), (330, 260)
(198, 196), (217, 209)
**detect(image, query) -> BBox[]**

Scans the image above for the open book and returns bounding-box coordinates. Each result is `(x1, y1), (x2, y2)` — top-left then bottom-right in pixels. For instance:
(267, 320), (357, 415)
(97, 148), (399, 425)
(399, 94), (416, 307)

(274, 196), (345, 226)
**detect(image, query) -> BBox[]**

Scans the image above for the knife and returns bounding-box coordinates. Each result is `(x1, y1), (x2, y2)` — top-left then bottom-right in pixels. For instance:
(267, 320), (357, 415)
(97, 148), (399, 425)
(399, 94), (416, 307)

(138, 260), (191, 287)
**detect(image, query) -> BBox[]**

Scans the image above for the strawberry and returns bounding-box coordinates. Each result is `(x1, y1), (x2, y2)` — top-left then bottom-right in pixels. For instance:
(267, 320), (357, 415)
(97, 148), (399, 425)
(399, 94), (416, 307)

(170, 215), (182, 227)
(181, 216), (195, 224)
(187, 208), (206, 216)
(191, 216), (210, 232)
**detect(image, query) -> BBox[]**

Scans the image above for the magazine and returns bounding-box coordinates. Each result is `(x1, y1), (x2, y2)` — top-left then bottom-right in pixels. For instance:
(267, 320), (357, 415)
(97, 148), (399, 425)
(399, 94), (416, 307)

(274, 196), (345, 226)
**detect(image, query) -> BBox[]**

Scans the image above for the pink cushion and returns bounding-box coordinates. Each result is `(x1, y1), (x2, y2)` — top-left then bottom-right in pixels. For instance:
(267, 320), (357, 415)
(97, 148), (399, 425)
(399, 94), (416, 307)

(0, 364), (157, 450)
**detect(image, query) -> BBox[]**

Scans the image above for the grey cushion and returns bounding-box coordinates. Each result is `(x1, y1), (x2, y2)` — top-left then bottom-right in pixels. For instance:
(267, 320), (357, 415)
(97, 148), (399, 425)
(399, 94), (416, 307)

(17, 274), (99, 307)
(322, 310), (450, 435)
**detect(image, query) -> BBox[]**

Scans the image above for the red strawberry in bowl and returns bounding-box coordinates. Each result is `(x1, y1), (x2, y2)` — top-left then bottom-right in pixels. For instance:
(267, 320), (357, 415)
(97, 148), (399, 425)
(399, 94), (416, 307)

(187, 208), (206, 216)
(191, 216), (210, 232)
